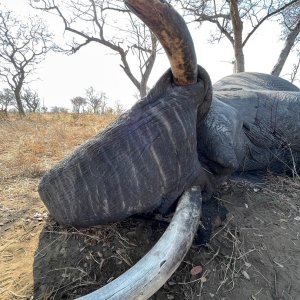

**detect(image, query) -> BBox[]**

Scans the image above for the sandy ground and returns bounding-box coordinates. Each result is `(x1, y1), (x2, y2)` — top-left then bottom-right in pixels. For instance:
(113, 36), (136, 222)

(32, 176), (300, 300)
(1, 114), (299, 300)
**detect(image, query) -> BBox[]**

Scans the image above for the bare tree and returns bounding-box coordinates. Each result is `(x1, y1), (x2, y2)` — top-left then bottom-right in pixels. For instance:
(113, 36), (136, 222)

(85, 86), (107, 114)
(30, 0), (159, 98)
(271, 2), (300, 76)
(113, 99), (125, 115)
(177, 0), (299, 73)
(41, 106), (48, 113)
(0, 8), (53, 117)
(22, 88), (40, 112)
(71, 96), (87, 113)
(0, 88), (14, 114)
(51, 106), (68, 113)
(283, 53), (300, 82)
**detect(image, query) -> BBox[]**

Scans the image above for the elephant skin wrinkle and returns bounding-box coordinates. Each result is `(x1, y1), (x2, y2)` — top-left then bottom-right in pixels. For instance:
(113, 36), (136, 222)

(198, 72), (300, 176)
(39, 66), (213, 227)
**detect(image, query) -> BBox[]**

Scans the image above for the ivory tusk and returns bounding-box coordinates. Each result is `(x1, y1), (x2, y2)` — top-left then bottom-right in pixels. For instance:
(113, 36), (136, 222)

(79, 186), (202, 300)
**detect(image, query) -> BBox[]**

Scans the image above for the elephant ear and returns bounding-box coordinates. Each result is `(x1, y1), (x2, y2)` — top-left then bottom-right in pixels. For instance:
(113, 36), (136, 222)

(199, 135), (239, 175)
(197, 100), (240, 175)
(211, 144), (239, 174)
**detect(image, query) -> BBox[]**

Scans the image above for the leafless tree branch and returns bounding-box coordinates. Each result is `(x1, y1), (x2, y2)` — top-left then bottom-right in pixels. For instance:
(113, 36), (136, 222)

(30, 0), (160, 98)
(0, 7), (53, 116)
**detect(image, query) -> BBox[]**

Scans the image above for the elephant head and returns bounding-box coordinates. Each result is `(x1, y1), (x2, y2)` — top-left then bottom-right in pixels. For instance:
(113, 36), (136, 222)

(38, 0), (215, 298)
(39, 0), (213, 227)
(197, 72), (300, 177)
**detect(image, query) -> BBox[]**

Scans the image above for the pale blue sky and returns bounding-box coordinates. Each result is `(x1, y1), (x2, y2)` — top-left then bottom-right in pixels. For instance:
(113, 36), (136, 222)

(1, 0), (299, 110)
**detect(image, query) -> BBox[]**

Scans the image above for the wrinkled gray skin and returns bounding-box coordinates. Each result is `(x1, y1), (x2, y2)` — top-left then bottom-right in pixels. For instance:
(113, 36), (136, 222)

(39, 66), (213, 227)
(40, 71), (300, 228)
(198, 72), (300, 178)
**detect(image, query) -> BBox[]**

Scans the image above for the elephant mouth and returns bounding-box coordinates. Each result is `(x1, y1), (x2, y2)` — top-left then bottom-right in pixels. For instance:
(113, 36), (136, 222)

(78, 1), (204, 299)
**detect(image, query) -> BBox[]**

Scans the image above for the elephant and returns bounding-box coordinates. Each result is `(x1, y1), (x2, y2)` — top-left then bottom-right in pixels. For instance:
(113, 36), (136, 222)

(38, 1), (214, 297)
(197, 72), (300, 179)
(36, 0), (300, 299)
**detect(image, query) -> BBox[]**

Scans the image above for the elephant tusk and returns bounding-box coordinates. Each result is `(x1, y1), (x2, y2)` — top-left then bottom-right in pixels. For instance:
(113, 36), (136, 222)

(125, 0), (198, 86)
(78, 186), (202, 300)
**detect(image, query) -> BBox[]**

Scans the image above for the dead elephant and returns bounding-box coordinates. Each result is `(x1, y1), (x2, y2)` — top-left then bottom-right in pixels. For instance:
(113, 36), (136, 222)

(38, 1), (215, 298)
(39, 7), (213, 228)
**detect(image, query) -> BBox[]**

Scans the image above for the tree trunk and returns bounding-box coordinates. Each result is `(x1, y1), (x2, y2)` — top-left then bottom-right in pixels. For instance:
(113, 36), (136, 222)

(14, 88), (26, 117)
(271, 18), (300, 76)
(139, 81), (148, 98)
(138, 34), (157, 98)
(230, 0), (245, 73)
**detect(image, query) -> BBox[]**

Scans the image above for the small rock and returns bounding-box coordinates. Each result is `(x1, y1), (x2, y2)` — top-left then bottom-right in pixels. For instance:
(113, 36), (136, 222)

(168, 281), (176, 286)
(167, 295), (174, 299)
(126, 231), (136, 237)
(61, 273), (69, 279)
(242, 270), (250, 280)
(33, 213), (43, 221)
(280, 219), (288, 223)
(200, 276), (207, 283)
(294, 216), (300, 221)
(190, 265), (203, 276)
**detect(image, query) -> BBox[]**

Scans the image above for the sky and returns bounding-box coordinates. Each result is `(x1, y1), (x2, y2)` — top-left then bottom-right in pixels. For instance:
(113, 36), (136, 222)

(0, 0), (299, 110)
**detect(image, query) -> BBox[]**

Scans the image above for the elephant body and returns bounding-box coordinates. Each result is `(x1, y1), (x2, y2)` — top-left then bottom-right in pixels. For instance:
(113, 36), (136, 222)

(35, 1), (300, 296)
(198, 72), (300, 176)
(39, 70), (300, 228)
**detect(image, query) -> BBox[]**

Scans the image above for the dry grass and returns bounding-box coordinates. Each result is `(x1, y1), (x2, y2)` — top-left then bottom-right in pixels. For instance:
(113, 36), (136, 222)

(0, 112), (117, 179)
(0, 112), (116, 300)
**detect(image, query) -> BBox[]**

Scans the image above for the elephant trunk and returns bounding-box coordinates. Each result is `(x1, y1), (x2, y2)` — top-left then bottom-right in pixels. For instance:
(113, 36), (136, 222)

(125, 0), (197, 86)
(40, 0), (211, 299)
(78, 1), (204, 299)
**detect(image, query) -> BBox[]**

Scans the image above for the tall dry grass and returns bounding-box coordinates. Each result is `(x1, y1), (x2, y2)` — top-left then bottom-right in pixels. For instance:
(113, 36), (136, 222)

(0, 112), (117, 300)
(0, 112), (117, 179)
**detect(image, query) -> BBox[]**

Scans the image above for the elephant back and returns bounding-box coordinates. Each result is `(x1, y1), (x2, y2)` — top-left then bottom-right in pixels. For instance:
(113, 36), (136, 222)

(213, 72), (300, 92)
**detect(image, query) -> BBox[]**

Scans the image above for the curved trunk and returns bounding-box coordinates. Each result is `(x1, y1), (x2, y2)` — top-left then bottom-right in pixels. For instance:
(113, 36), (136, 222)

(39, 1), (208, 298)
(79, 187), (202, 300)
(125, 0), (198, 85)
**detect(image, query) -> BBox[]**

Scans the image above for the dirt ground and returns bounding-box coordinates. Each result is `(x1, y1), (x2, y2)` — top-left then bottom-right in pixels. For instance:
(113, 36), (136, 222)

(1, 114), (300, 300)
